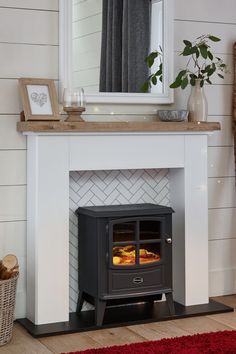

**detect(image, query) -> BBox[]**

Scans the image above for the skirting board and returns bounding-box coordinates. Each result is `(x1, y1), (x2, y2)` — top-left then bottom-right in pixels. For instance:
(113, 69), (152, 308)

(17, 299), (233, 338)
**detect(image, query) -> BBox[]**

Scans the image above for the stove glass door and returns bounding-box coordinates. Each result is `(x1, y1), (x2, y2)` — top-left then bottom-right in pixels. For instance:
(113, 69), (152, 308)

(111, 217), (163, 267)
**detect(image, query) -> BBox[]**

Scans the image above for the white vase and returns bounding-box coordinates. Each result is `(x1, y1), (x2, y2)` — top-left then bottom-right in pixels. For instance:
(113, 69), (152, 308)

(187, 80), (208, 122)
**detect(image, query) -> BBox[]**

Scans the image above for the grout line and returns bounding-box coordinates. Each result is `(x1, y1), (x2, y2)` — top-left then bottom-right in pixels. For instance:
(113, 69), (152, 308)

(174, 18), (236, 26)
(208, 145), (234, 148)
(0, 220), (26, 223)
(0, 6), (59, 13)
(209, 237), (236, 242)
(0, 149), (26, 151)
(208, 176), (235, 179)
(0, 77), (58, 81)
(0, 41), (58, 47)
(0, 113), (21, 115)
(209, 207), (236, 210)
(0, 184), (26, 187)
(0, 78), (59, 81)
(208, 115), (232, 117)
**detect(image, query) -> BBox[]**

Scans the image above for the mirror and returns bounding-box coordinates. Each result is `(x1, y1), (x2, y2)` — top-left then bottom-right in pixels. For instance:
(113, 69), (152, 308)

(59, 0), (174, 104)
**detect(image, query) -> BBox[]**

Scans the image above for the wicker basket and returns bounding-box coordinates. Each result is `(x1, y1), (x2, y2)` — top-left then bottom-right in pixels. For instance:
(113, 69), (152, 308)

(0, 273), (19, 346)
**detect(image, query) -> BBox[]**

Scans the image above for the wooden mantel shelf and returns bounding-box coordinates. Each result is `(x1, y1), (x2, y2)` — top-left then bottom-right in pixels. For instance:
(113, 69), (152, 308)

(17, 121), (221, 133)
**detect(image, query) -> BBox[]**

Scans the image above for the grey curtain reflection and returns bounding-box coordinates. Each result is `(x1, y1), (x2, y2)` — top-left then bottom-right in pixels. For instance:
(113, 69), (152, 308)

(99, 0), (151, 93)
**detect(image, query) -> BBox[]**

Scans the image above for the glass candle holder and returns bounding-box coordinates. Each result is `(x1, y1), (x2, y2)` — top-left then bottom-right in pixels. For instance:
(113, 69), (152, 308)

(63, 87), (86, 122)
(63, 87), (86, 108)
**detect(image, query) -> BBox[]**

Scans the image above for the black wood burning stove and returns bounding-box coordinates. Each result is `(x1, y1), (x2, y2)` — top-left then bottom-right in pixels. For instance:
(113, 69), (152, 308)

(76, 203), (175, 326)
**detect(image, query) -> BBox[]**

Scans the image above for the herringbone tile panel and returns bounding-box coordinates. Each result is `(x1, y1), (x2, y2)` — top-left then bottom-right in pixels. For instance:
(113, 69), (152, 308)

(69, 169), (170, 311)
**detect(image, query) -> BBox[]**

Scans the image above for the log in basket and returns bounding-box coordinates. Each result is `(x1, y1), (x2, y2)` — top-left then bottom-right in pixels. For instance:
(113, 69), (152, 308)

(0, 255), (19, 346)
(0, 273), (19, 346)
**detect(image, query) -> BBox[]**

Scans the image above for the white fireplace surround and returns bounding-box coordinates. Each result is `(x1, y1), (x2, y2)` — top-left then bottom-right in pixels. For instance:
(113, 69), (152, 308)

(25, 131), (210, 325)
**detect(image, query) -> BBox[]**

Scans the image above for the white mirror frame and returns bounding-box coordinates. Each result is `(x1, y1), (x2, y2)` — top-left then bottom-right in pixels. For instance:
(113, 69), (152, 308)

(59, 0), (174, 105)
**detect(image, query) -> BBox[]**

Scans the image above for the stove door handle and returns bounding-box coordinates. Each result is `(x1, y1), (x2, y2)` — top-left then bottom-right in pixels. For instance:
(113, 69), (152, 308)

(132, 277), (144, 284)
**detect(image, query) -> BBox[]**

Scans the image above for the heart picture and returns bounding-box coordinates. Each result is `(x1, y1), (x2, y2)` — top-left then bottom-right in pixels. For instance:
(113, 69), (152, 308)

(31, 92), (48, 107)
(19, 78), (59, 120)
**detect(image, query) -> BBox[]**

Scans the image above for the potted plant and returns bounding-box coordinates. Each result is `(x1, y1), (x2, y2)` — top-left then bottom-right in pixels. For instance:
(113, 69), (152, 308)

(143, 34), (228, 121)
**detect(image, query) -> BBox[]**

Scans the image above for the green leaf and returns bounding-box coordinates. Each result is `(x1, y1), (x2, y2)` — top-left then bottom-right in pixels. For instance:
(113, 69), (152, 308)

(206, 78), (212, 84)
(145, 52), (158, 68)
(207, 68), (215, 76)
(170, 78), (182, 88)
(200, 80), (204, 87)
(141, 81), (150, 93)
(199, 44), (208, 59)
(152, 76), (157, 85)
(208, 35), (221, 42)
(208, 51), (213, 60)
(190, 77), (196, 86)
(155, 68), (162, 76)
(182, 46), (193, 56)
(177, 70), (187, 79)
(218, 73), (224, 79)
(181, 77), (188, 89)
(183, 40), (192, 47)
(191, 46), (199, 56)
(159, 75), (163, 82)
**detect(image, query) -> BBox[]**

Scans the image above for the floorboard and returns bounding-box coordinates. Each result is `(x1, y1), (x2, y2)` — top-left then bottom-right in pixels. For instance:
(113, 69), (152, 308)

(2, 295), (236, 354)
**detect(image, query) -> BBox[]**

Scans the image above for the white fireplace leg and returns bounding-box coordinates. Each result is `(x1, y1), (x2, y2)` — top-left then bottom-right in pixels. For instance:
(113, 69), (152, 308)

(170, 135), (208, 306)
(27, 136), (69, 324)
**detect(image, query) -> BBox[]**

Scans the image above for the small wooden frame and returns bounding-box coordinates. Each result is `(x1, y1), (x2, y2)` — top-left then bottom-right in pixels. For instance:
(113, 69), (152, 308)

(18, 78), (59, 121)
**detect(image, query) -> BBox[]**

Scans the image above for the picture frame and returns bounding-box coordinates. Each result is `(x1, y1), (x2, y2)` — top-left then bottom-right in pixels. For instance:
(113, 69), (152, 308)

(18, 78), (59, 121)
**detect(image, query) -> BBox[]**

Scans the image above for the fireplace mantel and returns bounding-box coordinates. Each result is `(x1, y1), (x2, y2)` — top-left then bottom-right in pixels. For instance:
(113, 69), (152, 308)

(17, 120), (220, 133)
(21, 124), (220, 325)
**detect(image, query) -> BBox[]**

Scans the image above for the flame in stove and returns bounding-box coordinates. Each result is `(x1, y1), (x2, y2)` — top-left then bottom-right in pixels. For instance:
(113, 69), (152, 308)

(113, 245), (160, 265)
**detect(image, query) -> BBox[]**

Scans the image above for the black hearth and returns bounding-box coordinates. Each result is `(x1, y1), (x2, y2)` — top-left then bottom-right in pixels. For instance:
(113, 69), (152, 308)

(76, 203), (175, 326)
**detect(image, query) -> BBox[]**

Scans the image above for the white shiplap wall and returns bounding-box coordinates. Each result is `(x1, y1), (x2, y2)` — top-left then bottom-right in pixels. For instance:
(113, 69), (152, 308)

(0, 0), (236, 319)
(174, 0), (236, 296)
(0, 0), (59, 318)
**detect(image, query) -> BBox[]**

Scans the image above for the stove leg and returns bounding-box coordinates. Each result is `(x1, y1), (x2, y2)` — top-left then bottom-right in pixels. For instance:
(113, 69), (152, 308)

(165, 292), (175, 315)
(76, 291), (85, 314)
(95, 299), (106, 326)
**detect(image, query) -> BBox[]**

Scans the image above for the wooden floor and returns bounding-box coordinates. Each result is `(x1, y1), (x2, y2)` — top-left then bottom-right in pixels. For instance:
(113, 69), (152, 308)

(2, 296), (236, 354)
